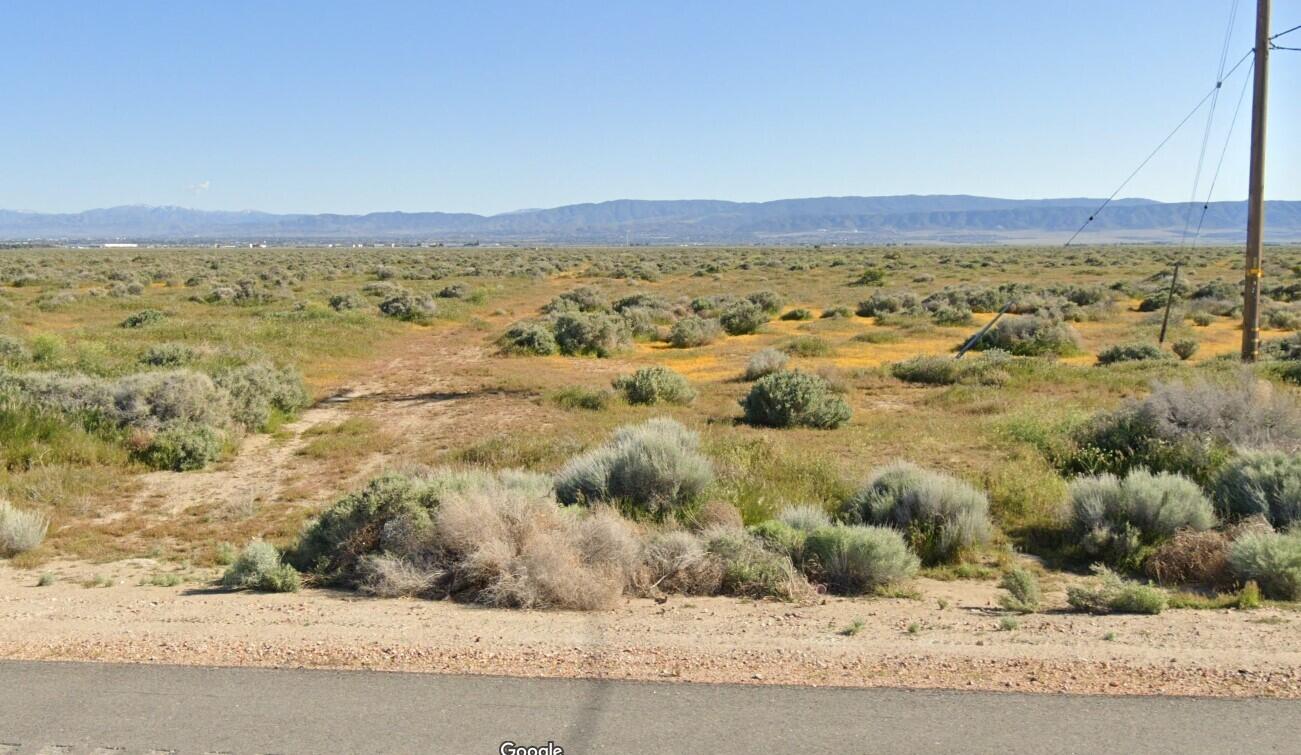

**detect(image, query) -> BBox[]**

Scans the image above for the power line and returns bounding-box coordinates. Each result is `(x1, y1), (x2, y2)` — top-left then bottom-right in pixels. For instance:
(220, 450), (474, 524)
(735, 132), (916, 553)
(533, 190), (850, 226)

(1063, 48), (1253, 247)
(1270, 22), (1300, 40)
(1179, 0), (1241, 249)
(1190, 58), (1254, 248)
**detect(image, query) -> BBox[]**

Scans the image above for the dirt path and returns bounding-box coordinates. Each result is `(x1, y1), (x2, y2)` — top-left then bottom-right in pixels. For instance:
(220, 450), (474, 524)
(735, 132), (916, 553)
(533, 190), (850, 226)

(125, 335), (544, 523)
(2, 566), (1299, 698)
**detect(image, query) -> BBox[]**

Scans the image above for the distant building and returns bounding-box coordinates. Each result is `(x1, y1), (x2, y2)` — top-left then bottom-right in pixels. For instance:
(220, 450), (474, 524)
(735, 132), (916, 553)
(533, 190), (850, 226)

(102, 243), (139, 248)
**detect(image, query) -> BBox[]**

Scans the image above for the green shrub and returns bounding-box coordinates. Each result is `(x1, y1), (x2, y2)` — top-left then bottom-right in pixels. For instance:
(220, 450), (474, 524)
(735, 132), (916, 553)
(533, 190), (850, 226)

(749, 519), (809, 563)
(782, 336), (833, 358)
(1191, 311), (1214, 327)
(851, 268), (886, 287)
(802, 524), (918, 594)
(740, 371), (852, 429)
(998, 566), (1041, 613)
(931, 306), (974, 326)
(554, 418), (713, 516)
(747, 290), (784, 314)
(1062, 374), (1301, 485)
(139, 342), (197, 367)
(293, 468), (551, 583)
(499, 321), (558, 356)
(820, 306), (853, 319)
(1096, 342), (1172, 365)
(328, 292), (364, 311)
(743, 348), (789, 380)
(1228, 529), (1301, 600)
(719, 301), (769, 335)
(781, 308), (814, 321)
(1069, 469), (1215, 569)
(667, 316), (722, 348)
(121, 309), (165, 328)
(551, 386), (611, 411)
(1172, 339), (1199, 360)
(612, 366), (695, 406)
(856, 291), (919, 317)
(778, 504), (833, 532)
(891, 353), (1009, 386)
(842, 462), (992, 564)
(215, 363), (310, 432)
(378, 291), (436, 323)
(544, 286), (609, 314)
(1066, 565), (1166, 614)
(703, 527), (811, 600)
(0, 335), (29, 364)
(222, 540), (301, 592)
(1214, 450), (1301, 528)
(553, 312), (632, 357)
(0, 499), (49, 557)
(137, 422), (224, 471)
(963, 315), (1081, 357)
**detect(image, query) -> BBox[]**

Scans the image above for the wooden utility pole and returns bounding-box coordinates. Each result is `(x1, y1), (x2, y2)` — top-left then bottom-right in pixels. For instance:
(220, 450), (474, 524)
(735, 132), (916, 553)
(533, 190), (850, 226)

(1158, 261), (1181, 344)
(1241, 0), (1270, 362)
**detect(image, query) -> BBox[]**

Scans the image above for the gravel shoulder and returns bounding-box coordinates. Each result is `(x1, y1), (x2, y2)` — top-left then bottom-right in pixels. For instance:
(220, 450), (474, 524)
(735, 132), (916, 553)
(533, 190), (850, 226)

(3, 563), (1299, 698)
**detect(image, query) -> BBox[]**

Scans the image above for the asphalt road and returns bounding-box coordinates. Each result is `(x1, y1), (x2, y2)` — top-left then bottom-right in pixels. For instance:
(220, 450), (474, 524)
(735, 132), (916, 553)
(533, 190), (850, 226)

(1, 660), (1297, 754)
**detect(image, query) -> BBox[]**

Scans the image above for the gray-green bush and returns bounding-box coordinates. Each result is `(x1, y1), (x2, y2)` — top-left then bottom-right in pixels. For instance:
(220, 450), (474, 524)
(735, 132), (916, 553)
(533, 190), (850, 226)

(1214, 450), (1301, 529)
(998, 566), (1041, 613)
(743, 348), (789, 381)
(1066, 565), (1167, 614)
(222, 540), (301, 592)
(667, 316), (722, 348)
(842, 462), (992, 564)
(554, 418), (713, 516)
(1069, 469), (1216, 569)
(612, 366), (695, 406)
(1228, 529), (1301, 600)
(0, 500), (49, 557)
(802, 524), (919, 594)
(740, 370), (852, 429)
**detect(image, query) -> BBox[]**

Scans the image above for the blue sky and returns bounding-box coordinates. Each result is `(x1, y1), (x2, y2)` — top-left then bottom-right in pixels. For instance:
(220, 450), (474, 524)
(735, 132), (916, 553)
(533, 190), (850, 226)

(2, 1), (1298, 215)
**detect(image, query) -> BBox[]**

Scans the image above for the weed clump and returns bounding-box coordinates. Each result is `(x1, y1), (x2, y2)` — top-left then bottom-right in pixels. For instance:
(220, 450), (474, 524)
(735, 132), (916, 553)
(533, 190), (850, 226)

(222, 540), (301, 592)
(743, 348), (789, 381)
(639, 530), (723, 596)
(998, 566), (1041, 613)
(891, 352), (1009, 386)
(842, 462), (992, 564)
(1096, 343), (1172, 366)
(1066, 565), (1167, 614)
(740, 371), (852, 429)
(0, 500), (49, 557)
(121, 309), (166, 328)
(703, 527), (811, 601)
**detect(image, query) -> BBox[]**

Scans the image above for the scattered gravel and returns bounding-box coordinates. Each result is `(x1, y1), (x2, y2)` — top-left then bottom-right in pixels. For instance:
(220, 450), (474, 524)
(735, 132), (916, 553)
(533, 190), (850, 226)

(3, 564), (1298, 697)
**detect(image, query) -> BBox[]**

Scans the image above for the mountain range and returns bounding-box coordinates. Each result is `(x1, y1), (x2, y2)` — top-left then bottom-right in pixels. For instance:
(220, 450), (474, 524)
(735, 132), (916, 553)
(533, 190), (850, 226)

(2, 195), (1299, 245)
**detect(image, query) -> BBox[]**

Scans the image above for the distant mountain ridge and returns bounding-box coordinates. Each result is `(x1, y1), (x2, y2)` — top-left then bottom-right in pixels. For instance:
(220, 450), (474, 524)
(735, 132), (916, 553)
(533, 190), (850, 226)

(2, 195), (1299, 244)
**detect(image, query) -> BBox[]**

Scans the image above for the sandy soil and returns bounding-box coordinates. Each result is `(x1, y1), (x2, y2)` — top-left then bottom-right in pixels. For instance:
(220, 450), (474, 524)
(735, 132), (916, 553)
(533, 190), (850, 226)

(4, 563), (1298, 698)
